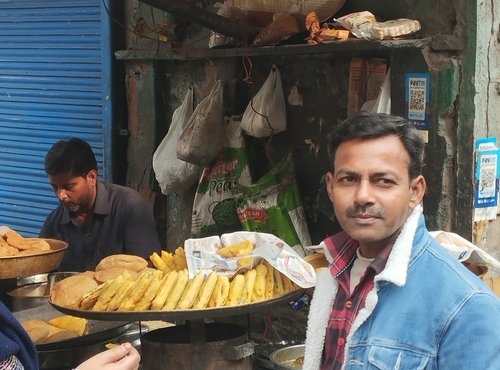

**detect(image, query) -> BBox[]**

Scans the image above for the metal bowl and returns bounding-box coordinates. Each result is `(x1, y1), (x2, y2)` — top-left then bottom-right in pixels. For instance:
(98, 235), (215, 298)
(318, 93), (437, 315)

(269, 344), (305, 370)
(0, 239), (68, 279)
(7, 282), (50, 311)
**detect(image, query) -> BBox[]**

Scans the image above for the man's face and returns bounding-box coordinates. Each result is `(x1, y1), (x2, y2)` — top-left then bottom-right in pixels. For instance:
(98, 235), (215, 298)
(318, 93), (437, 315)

(325, 135), (425, 257)
(49, 170), (97, 214)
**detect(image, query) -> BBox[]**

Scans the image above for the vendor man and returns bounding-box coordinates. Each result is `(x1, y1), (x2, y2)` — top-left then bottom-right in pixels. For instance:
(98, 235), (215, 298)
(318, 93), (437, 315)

(303, 112), (500, 369)
(39, 138), (161, 271)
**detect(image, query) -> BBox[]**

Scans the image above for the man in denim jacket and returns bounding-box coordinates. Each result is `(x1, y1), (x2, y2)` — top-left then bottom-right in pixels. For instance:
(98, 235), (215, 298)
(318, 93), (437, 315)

(304, 112), (500, 370)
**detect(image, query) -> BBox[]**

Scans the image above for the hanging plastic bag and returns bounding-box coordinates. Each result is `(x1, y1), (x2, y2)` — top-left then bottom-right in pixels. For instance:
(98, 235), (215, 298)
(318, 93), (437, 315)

(191, 117), (252, 237)
(234, 154), (312, 255)
(177, 80), (225, 166)
(152, 86), (203, 194)
(241, 65), (287, 138)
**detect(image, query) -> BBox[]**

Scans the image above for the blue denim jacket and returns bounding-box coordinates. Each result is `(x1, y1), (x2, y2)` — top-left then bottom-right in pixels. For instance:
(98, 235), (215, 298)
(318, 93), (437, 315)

(304, 208), (500, 370)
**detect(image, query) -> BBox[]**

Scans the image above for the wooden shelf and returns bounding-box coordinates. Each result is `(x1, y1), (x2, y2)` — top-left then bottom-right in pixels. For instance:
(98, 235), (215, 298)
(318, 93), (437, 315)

(115, 38), (429, 61)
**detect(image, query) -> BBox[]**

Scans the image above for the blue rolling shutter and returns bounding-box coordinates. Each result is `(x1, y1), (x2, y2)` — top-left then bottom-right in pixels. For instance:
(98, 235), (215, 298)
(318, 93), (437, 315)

(0, 0), (112, 236)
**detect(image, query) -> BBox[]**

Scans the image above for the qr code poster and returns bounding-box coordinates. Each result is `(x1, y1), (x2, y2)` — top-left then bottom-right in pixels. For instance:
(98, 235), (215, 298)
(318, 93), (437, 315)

(405, 73), (430, 130)
(475, 149), (500, 208)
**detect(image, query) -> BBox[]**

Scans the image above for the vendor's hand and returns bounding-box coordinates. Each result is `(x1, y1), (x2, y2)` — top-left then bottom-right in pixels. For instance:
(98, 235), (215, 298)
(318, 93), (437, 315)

(76, 342), (140, 370)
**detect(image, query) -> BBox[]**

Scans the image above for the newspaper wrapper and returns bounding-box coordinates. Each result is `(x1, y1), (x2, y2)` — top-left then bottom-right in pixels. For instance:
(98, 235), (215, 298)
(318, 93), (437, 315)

(430, 231), (500, 277)
(185, 231), (316, 288)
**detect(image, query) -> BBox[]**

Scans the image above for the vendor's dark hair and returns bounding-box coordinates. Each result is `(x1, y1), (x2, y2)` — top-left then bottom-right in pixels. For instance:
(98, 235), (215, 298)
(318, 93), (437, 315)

(327, 112), (425, 179)
(45, 138), (98, 177)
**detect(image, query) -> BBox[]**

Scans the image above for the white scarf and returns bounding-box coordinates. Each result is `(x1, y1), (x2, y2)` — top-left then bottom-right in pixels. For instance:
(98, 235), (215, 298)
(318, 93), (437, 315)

(302, 204), (423, 370)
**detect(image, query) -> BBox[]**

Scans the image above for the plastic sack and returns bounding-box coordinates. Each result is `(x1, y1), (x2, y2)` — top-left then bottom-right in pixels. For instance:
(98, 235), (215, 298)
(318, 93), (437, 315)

(241, 65), (287, 138)
(191, 117), (252, 237)
(177, 80), (225, 166)
(235, 154), (312, 255)
(152, 87), (202, 194)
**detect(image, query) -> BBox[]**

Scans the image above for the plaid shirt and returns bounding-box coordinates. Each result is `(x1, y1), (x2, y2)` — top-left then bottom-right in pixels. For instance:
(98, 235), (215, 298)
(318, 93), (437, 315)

(320, 232), (392, 370)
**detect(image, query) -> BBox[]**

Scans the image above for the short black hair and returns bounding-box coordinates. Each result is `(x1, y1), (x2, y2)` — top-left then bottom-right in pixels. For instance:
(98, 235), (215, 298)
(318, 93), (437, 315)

(327, 112), (425, 179)
(44, 138), (97, 177)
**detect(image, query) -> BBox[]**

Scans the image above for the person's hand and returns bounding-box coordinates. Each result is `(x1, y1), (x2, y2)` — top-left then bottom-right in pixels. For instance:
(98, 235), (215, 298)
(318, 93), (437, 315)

(76, 342), (140, 370)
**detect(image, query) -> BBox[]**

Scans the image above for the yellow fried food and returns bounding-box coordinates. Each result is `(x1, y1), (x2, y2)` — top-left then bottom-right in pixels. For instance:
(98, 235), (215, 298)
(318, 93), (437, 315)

(193, 272), (217, 309)
(160, 250), (178, 271)
(80, 283), (105, 310)
(118, 270), (154, 311)
(252, 264), (268, 302)
(150, 252), (171, 273)
(93, 272), (130, 311)
(151, 270), (179, 310)
(0, 245), (19, 257)
(134, 270), (164, 311)
(177, 271), (204, 310)
(48, 316), (87, 336)
(282, 273), (294, 293)
(236, 257), (255, 270)
(208, 275), (230, 308)
(240, 269), (257, 304)
(163, 269), (189, 310)
(263, 262), (275, 300)
(273, 268), (284, 297)
(5, 230), (30, 250)
(25, 238), (51, 251)
(226, 274), (245, 306)
(108, 280), (136, 311)
(217, 240), (254, 258)
(173, 247), (188, 270)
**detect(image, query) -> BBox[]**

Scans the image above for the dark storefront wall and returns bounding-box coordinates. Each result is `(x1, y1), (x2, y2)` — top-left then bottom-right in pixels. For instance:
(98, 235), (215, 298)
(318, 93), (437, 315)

(0, 0), (112, 236)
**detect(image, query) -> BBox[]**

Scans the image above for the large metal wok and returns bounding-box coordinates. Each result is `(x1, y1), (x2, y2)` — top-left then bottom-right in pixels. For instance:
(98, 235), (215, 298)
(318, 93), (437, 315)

(0, 239), (68, 279)
(13, 304), (132, 350)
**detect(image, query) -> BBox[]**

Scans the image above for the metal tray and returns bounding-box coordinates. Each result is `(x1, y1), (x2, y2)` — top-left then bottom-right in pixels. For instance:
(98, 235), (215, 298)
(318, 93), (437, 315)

(49, 289), (306, 321)
(13, 304), (132, 350)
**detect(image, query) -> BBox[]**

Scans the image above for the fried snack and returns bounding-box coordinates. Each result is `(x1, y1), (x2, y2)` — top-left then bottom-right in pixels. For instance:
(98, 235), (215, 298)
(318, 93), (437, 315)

(93, 272), (131, 311)
(150, 252), (172, 273)
(21, 320), (77, 344)
(105, 342), (120, 349)
(160, 251), (178, 271)
(208, 275), (230, 308)
(163, 269), (189, 310)
(281, 273), (294, 293)
(0, 235), (11, 248)
(226, 274), (245, 306)
(51, 274), (99, 309)
(177, 271), (205, 310)
(95, 267), (138, 284)
(240, 269), (257, 304)
(193, 272), (217, 309)
(134, 270), (164, 311)
(96, 254), (148, 272)
(0, 245), (19, 257)
(173, 247), (188, 270)
(80, 283), (105, 310)
(273, 268), (284, 297)
(21, 320), (50, 344)
(117, 270), (154, 311)
(107, 279), (136, 311)
(25, 238), (51, 251)
(151, 271), (179, 310)
(237, 257), (255, 270)
(48, 316), (88, 336)
(5, 230), (30, 250)
(262, 261), (275, 300)
(252, 264), (268, 302)
(217, 240), (254, 258)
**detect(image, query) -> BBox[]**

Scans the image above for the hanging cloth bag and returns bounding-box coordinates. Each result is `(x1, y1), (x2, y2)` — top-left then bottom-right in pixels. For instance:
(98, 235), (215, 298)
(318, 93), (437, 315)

(241, 65), (287, 138)
(176, 80), (225, 166)
(152, 86), (202, 194)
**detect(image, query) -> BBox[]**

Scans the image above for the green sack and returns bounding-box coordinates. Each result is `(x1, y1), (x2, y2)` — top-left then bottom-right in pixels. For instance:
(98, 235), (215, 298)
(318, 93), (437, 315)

(235, 154), (311, 254)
